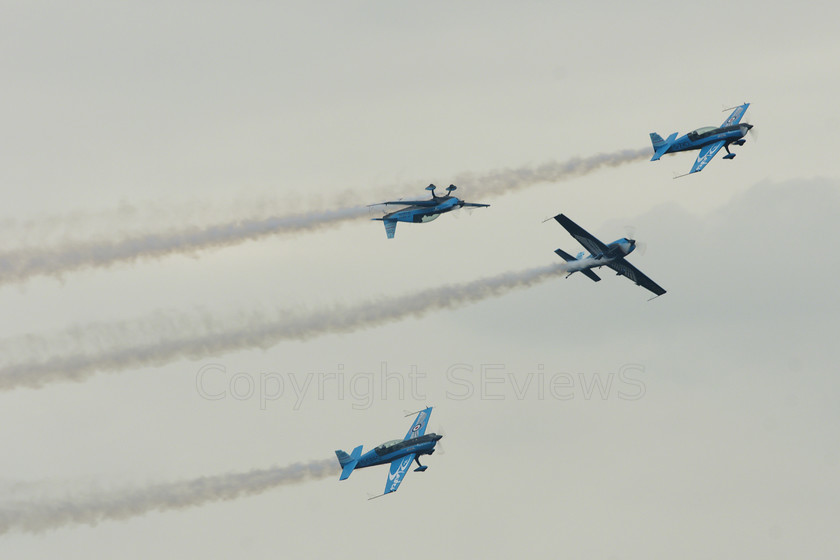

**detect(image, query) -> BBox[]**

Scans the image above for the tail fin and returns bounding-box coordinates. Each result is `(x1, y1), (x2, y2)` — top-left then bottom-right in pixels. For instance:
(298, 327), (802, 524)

(335, 445), (363, 480)
(650, 132), (666, 149)
(650, 132), (678, 161)
(383, 220), (397, 239)
(554, 248), (601, 282)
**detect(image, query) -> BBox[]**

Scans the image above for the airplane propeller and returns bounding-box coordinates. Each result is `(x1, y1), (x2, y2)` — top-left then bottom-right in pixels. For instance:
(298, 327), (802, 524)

(745, 121), (757, 141)
(456, 204), (478, 217)
(624, 226), (647, 255)
(450, 185), (480, 218)
(401, 407), (445, 454)
(722, 102), (757, 141)
(741, 106), (757, 141)
(431, 424), (447, 455)
(633, 240), (647, 256)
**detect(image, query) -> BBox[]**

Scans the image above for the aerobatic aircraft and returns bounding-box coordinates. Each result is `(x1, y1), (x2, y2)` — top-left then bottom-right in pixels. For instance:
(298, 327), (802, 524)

(650, 102), (753, 176)
(368, 184), (489, 239)
(335, 407), (442, 498)
(553, 214), (666, 298)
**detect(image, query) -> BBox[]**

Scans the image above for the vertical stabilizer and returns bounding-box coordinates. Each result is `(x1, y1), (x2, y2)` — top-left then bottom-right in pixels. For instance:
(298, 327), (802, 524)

(650, 132), (666, 149)
(335, 445), (363, 480)
(650, 132), (678, 161)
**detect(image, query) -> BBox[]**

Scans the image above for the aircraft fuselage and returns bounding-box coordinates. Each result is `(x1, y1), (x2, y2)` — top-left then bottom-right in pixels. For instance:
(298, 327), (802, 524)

(354, 433), (442, 470)
(383, 197), (461, 223)
(581, 238), (635, 266)
(666, 123), (752, 154)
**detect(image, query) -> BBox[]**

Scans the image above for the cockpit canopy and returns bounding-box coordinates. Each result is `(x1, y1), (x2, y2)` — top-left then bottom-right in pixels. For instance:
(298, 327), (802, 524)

(687, 126), (718, 141)
(374, 439), (403, 454)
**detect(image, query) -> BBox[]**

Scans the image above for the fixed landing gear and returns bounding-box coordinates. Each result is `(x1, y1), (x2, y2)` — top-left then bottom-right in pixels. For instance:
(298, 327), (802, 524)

(723, 144), (737, 160)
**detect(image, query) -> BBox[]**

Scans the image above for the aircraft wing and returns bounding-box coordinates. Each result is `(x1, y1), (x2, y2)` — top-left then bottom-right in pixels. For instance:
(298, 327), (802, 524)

(404, 407), (432, 440)
(384, 453), (415, 495)
(553, 214), (610, 256)
(721, 102), (750, 127)
(689, 140), (725, 174)
(460, 202), (490, 208)
(369, 199), (438, 207)
(605, 258), (666, 297)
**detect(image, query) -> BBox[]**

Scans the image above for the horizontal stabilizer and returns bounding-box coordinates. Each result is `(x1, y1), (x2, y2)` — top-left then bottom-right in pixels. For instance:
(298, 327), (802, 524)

(579, 268), (601, 282)
(554, 248), (578, 262)
(555, 248), (601, 282)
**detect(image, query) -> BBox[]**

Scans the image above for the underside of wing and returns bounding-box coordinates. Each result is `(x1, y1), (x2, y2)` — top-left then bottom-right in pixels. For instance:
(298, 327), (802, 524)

(605, 258), (666, 296)
(689, 141), (725, 174)
(721, 103), (749, 127)
(384, 454), (415, 495)
(553, 214), (610, 256)
(373, 199), (439, 207)
(405, 407), (431, 440)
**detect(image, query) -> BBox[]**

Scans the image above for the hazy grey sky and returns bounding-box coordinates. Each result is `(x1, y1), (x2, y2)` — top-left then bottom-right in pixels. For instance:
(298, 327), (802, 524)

(1, 1), (838, 558)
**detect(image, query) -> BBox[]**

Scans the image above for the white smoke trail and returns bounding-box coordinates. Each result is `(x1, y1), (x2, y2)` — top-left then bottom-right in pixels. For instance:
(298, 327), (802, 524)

(0, 459), (336, 535)
(0, 149), (647, 285)
(0, 206), (370, 285)
(457, 148), (650, 196)
(0, 263), (568, 390)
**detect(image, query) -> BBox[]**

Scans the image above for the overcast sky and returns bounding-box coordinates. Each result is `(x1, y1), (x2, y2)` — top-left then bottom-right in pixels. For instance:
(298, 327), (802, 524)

(1, 1), (838, 558)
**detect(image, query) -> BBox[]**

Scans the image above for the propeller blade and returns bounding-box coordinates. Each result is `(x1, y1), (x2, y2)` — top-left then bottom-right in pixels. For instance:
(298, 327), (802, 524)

(434, 424), (447, 455)
(623, 225), (647, 255)
(635, 241), (647, 256)
(742, 106), (756, 141)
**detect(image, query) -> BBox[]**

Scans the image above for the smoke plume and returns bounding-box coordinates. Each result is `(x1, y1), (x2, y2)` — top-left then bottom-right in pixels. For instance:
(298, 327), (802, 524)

(0, 206), (369, 285)
(0, 263), (568, 390)
(0, 459), (335, 535)
(458, 148), (650, 196)
(0, 149), (647, 285)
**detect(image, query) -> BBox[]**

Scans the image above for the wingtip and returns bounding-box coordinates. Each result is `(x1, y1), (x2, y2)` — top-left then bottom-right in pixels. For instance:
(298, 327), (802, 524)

(403, 405), (433, 417)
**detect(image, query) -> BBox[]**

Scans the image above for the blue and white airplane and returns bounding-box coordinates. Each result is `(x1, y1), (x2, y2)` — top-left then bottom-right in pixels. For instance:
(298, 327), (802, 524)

(650, 102), (753, 177)
(369, 184), (489, 239)
(553, 214), (666, 298)
(335, 407), (442, 498)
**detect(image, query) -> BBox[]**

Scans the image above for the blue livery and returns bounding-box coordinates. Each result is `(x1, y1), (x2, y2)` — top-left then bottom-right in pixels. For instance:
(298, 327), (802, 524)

(369, 184), (489, 239)
(553, 214), (666, 298)
(650, 103), (753, 176)
(335, 407), (442, 498)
